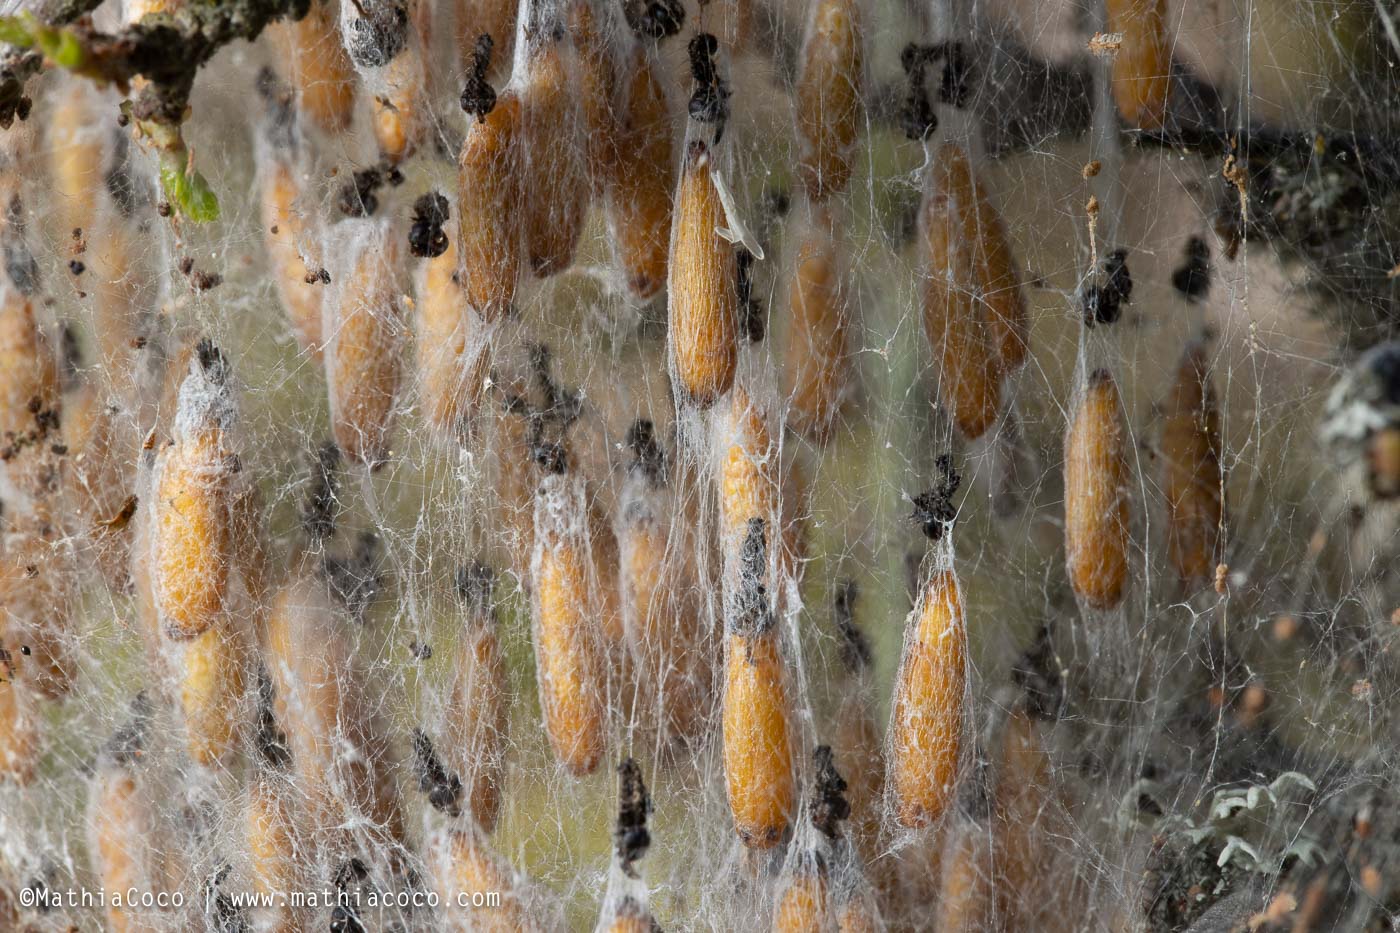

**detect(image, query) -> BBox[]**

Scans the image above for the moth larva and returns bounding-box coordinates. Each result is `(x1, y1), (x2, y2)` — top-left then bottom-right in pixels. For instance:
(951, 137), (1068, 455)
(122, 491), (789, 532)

(668, 140), (739, 409)
(1064, 368), (1131, 610)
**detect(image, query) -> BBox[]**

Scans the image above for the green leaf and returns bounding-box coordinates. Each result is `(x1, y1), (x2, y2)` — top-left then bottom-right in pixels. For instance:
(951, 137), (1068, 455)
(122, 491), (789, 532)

(158, 160), (221, 224)
(34, 26), (83, 69)
(51, 30), (83, 69)
(183, 170), (220, 223)
(0, 15), (37, 47)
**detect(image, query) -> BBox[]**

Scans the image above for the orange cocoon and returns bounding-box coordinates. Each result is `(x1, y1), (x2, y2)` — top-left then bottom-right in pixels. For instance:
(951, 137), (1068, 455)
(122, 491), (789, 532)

(324, 220), (405, 468)
(835, 891), (882, 933)
(722, 626), (796, 848)
(246, 775), (310, 932)
(719, 384), (780, 582)
(430, 825), (544, 933)
(1369, 426), (1400, 498)
(64, 381), (135, 589)
(0, 673), (38, 785)
(416, 225), (493, 442)
(994, 708), (1058, 929)
(172, 618), (250, 767)
(88, 215), (146, 390)
(887, 568), (966, 829)
(531, 471), (609, 776)
(270, 0), (359, 135)
(520, 40), (588, 276)
(1160, 343), (1224, 586)
(969, 179), (1028, 375)
(601, 897), (656, 933)
(0, 514), (77, 699)
(784, 208), (849, 440)
(264, 568), (407, 846)
(1064, 368), (1131, 610)
(795, 0), (864, 201)
(265, 571), (347, 785)
(607, 48), (675, 301)
(833, 686), (884, 873)
(920, 144), (1007, 440)
(571, 0), (619, 190)
(668, 140), (739, 408)
(458, 91), (523, 321)
(492, 400), (537, 584)
(618, 431), (716, 739)
(444, 574), (509, 833)
(88, 762), (158, 933)
(151, 353), (238, 640)
(45, 80), (103, 242)
(1104, 0), (1171, 131)
(260, 158), (324, 357)
(371, 39), (429, 164)
(935, 817), (993, 931)
(618, 485), (713, 743)
(773, 859), (832, 932)
(456, 0), (516, 78)
(0, 290), (61, 502)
